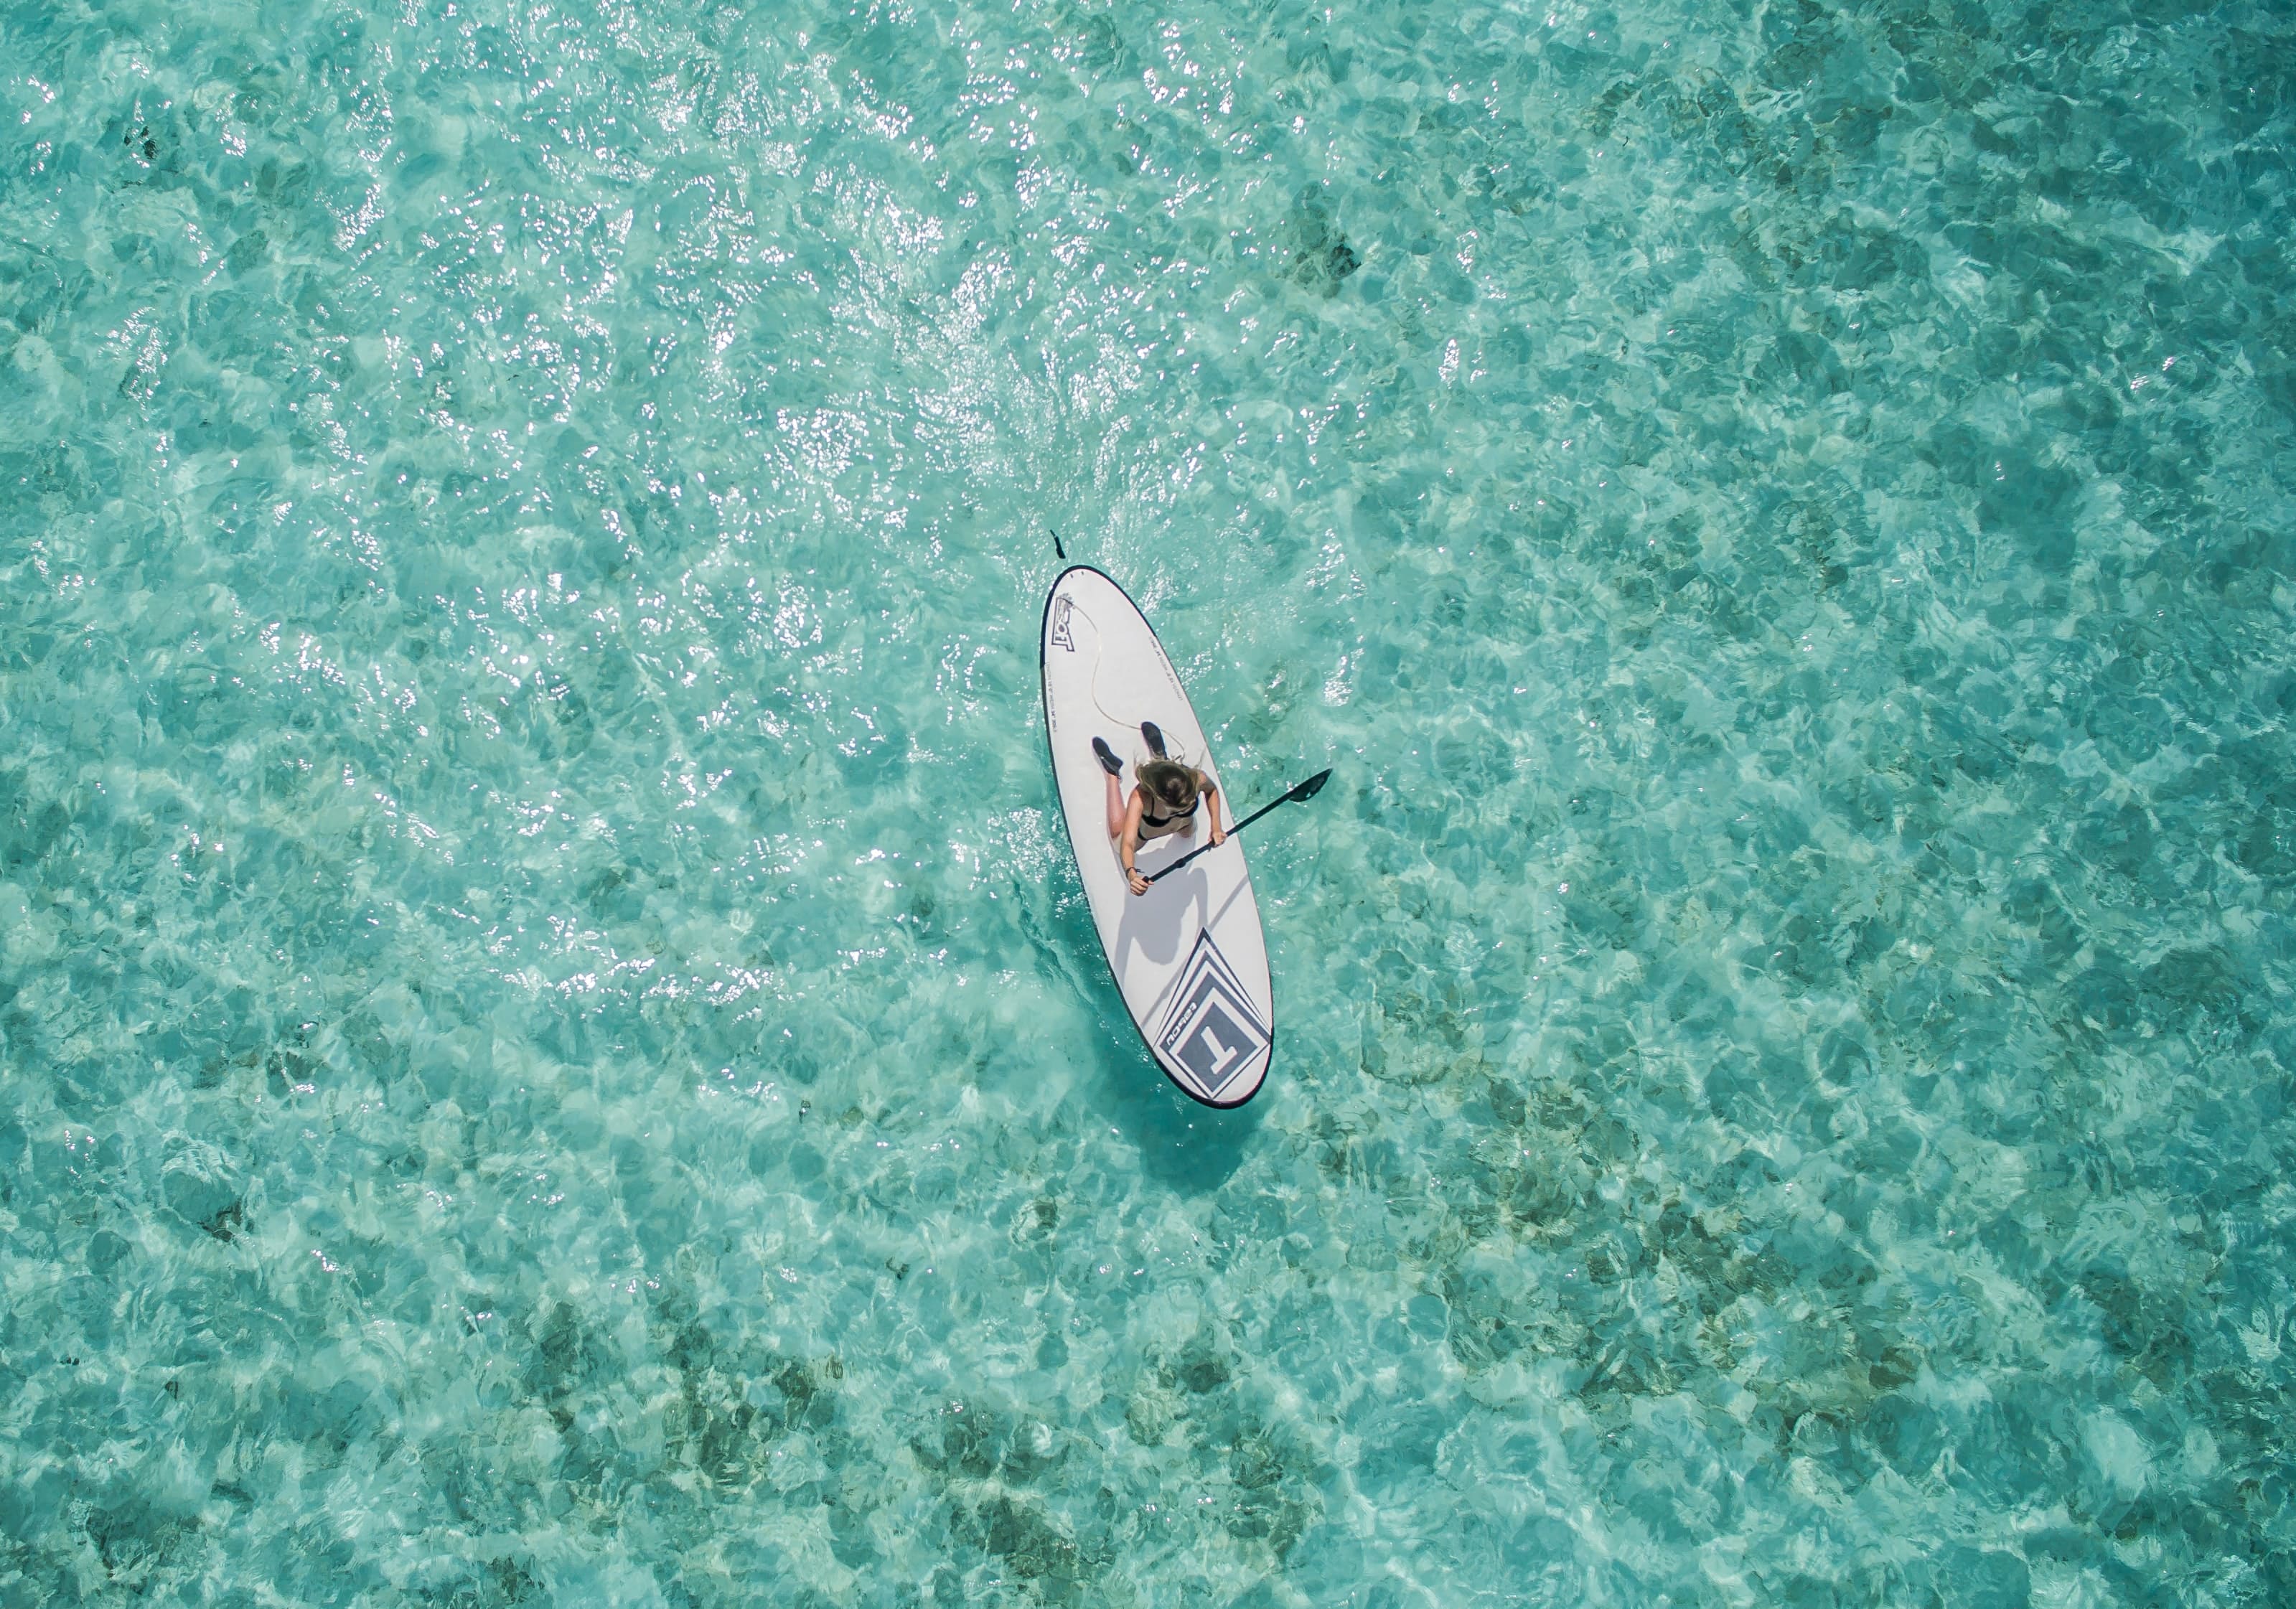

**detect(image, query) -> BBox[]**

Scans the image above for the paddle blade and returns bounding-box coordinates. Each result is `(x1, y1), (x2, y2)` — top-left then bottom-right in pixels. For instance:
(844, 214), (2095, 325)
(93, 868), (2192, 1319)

(1287, 768), (1334, 802)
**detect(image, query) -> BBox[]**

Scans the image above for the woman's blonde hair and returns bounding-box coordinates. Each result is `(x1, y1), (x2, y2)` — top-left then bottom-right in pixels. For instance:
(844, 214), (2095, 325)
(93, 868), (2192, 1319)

(1138, 759), (1200, 810)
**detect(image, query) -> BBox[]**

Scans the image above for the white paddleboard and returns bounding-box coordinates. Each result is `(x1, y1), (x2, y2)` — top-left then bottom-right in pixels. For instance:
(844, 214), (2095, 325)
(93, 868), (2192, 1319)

(1040, 565), (1273, 1107)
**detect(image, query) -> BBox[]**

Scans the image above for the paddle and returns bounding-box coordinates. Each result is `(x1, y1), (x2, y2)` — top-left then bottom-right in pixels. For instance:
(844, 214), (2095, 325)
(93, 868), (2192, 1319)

(1146, 769), (1334, 883)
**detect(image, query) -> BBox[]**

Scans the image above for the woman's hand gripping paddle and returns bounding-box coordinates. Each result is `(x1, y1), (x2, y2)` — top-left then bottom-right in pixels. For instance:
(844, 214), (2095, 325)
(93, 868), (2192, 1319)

(1146, 769), (1334, 884)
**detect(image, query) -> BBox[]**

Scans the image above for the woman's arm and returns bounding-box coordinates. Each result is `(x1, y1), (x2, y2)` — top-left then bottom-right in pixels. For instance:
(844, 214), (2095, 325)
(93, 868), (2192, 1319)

(1120, 791), (1150, 894)
(1204, 781), (1224, 848)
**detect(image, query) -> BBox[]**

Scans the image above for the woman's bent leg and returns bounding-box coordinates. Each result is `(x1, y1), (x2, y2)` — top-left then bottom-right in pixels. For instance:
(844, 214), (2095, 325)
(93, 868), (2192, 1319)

(1104, 775), (1128, 838)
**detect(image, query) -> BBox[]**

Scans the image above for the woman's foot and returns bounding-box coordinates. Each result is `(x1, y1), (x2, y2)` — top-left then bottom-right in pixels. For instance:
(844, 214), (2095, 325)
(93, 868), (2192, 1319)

(1092, 736), (1123, 776)
(1140, 721), (1168, 759)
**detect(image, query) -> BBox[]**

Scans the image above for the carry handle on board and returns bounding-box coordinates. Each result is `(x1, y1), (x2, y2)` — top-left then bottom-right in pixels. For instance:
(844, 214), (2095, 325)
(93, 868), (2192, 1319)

(1146, 769), (1334, 883)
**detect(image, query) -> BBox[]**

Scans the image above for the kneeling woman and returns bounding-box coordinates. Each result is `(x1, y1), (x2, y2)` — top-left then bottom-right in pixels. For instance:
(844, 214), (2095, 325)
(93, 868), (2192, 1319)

(1092, 723), (1223, 895)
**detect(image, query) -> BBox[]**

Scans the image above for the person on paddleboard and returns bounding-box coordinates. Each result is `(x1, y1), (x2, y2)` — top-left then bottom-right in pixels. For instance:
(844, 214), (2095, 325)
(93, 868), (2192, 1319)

(1092, 721), (1224, 895)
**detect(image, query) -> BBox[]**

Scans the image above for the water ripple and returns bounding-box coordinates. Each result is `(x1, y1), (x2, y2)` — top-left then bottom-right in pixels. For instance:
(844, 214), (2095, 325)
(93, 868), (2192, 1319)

(2, 0), (2294, 1602)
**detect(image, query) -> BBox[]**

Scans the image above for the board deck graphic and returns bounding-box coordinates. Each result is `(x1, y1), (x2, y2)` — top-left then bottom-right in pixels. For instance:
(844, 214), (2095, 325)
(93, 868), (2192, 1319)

(1155, 932), (1271, 1101)
(1040, 565), (1273, 1107)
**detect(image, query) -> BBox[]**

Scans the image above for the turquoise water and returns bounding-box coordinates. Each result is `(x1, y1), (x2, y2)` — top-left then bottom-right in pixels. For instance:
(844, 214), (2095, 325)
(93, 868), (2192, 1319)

(4, 0), (2294, 1600)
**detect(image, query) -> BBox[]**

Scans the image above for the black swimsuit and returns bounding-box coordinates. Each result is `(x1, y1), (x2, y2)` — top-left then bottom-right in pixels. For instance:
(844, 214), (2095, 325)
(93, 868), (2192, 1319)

(1139, 783), (1201, 839)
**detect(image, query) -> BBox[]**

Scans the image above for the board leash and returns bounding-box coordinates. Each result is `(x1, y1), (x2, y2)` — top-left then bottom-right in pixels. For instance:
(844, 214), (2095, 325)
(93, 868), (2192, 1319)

(1049, 530), (1165, 741)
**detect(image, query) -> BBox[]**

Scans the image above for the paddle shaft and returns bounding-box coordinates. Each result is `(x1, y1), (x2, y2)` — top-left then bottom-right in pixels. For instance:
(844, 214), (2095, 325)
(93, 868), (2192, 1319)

(1146, 781), (1318, 883)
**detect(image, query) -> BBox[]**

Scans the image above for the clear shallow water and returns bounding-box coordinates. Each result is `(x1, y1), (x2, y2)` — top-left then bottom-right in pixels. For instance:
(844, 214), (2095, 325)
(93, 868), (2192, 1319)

(3, 0), (2294, 1600)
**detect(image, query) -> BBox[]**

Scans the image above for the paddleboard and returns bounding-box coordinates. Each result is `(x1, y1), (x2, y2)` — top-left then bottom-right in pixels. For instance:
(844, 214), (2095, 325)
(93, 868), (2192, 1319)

(1040, 565), (1273, 1107)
